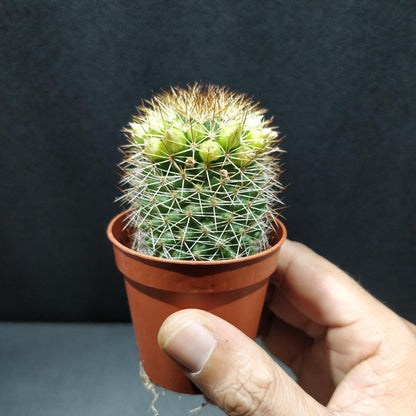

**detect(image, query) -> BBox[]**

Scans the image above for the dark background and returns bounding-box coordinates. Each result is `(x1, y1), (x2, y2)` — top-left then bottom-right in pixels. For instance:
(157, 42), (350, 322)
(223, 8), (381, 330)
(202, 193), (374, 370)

(1, 0), (415, 323)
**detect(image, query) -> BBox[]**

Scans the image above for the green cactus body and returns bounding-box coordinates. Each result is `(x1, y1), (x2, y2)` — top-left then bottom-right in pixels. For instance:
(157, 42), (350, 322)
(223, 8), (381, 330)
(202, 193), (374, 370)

(118, 83), (283, 260)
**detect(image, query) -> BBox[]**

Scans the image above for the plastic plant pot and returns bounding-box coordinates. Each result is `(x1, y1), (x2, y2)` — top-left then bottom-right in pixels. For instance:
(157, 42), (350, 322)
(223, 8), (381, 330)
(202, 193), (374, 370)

(107, 211), (287, 393)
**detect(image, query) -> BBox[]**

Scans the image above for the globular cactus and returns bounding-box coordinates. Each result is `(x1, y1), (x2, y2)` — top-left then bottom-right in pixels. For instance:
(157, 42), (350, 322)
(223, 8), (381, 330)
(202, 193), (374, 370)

(118, 83), (284, 260)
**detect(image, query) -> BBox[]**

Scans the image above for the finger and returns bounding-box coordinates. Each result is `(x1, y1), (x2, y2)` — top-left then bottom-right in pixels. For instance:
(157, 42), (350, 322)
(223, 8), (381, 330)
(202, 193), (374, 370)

(267, 279), (327, 339)
(159, 309), (328, 416)
(274, 240), (382, 327)
(403, 318), (416, 337)
(259, 286), (314, 368)
(261, 314), (313, 369)
(260, 310), (336, 404)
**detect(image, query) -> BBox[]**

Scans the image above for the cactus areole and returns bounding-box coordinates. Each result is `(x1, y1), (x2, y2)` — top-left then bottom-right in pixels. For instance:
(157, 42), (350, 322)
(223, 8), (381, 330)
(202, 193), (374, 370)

(118, 83), (284, 261)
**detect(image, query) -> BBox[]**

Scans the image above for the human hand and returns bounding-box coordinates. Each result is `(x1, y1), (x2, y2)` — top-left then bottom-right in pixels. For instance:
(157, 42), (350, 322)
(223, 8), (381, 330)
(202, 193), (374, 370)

(158, 240), (416, 415)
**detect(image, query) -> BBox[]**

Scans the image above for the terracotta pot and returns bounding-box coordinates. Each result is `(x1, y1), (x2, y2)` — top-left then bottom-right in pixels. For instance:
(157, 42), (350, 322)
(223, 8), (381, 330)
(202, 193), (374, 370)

(107, 211), (287, 394)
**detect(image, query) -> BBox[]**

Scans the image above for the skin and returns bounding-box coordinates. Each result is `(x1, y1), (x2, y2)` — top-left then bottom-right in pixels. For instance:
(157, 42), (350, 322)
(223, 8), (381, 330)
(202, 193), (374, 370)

(158, 240), (416, 416)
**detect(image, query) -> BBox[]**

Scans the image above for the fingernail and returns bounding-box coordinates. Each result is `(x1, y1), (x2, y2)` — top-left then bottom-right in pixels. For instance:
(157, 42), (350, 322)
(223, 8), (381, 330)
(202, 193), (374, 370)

(162, 321), (217, 374)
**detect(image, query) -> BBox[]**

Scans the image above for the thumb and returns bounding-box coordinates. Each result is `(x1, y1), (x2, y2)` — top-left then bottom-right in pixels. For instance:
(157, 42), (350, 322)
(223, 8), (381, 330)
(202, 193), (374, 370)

(158, 309), (327, 416)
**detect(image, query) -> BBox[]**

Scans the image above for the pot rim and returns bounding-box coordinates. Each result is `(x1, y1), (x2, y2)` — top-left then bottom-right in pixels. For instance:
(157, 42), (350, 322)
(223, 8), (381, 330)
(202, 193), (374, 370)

(107, 211), (287, 267)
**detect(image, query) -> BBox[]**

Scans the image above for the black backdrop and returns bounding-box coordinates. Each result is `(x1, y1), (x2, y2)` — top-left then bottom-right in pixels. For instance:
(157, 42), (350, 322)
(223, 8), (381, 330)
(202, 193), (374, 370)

(1, 1), (415, 322)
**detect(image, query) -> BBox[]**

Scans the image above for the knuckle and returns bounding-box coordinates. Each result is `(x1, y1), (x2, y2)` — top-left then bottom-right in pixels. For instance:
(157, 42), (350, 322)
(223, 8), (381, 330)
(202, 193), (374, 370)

(216, 362), (276, 416)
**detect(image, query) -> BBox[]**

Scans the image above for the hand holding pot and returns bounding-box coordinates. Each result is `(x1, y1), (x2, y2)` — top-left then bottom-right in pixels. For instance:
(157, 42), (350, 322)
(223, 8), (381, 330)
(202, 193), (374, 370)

(158, 240), (416, 416)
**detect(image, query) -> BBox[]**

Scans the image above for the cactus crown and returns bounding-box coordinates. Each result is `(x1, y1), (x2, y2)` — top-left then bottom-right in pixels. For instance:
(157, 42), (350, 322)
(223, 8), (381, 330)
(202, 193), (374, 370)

(118, 83), (284, 261)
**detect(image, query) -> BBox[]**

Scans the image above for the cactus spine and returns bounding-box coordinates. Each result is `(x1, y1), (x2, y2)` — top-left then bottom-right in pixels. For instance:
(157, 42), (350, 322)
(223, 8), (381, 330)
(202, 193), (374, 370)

(118, 83), (283, 260)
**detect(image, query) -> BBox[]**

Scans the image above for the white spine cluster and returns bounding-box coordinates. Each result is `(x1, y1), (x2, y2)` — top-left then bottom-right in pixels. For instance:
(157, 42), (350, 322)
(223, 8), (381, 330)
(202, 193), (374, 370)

(118, 83), (284, 260)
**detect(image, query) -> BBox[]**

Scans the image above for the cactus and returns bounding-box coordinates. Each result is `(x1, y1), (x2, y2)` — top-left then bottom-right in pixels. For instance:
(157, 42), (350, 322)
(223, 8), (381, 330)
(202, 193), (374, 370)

(117, 83), (284, 260)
